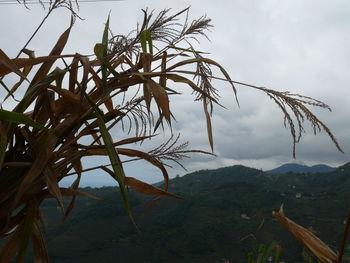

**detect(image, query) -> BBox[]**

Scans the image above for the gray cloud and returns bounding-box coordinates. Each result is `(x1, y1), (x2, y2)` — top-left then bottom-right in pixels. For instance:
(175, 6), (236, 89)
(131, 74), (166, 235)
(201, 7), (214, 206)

(1, 0), (349, 186)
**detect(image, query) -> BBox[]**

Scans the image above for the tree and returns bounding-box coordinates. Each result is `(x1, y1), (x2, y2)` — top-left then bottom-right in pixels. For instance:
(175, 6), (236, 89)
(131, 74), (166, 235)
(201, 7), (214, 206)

(0, 2), (342, 262)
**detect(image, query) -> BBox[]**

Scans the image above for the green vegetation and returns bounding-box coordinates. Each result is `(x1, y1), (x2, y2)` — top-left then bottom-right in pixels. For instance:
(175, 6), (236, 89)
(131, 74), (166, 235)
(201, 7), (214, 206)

(34, 163), (350, 263)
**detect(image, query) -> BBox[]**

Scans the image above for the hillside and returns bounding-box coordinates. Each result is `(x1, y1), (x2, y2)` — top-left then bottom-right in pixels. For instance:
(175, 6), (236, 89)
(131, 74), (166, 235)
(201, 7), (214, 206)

(267, 163), (336, 174)
(30, 163), (350, 262)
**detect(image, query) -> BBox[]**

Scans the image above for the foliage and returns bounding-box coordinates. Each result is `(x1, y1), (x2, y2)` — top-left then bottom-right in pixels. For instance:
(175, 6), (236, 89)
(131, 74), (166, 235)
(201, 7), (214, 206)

(28, 163), (350, 263)
(0, 2), (343, 262)
(247, 242), (281, 263)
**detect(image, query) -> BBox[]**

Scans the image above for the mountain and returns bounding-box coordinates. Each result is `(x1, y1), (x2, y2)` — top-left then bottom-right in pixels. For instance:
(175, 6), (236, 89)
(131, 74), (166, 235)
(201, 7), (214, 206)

(20, 162), (350, 263)
(267, 163), (336, 174)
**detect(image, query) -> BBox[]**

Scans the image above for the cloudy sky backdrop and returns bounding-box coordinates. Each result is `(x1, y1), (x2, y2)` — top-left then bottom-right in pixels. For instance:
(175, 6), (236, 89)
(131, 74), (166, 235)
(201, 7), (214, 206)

(1, 0), (349, 186)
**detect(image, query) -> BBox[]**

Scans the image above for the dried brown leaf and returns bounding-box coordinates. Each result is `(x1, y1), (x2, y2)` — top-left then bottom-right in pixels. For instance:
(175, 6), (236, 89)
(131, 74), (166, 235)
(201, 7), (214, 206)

(30, 23), (73, 86)
(0, 55), (77, 77)
(135, 72), (218, 103)
(159, 51), (167, 87)
(12, 133), (58, 210)
(0, 49), (28, 80)
(147, 79), (171, 123)
(114, 135), (155, 146)
(118, 148), (170, 191)
(125, 177), (182, 199)
(273, 206), (338, 263)
(31, 221), (49, 263)
(40, 188), (101, 201)
(104, 96), (114, 112)
(203, 99), (214, 151)
(0, 224), (22, 263)
(85, 147), (170, 192)
(62, 161), (82, 223)
(43, 166), (64, 212)
(69, 55), (79, 92)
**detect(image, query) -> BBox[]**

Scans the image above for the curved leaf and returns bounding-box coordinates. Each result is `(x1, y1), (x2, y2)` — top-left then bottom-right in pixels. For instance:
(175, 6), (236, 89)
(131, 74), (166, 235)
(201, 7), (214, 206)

(125, 177), (182, 199)
(273, 206), (337, 263)
(117, 148), (170, 191)
(0, 55), (77, 78)
(0, 109), (48, 130)
(31, 221), (49, 263)
(30, 22), (73, 86)
(0, 49), (28, 80)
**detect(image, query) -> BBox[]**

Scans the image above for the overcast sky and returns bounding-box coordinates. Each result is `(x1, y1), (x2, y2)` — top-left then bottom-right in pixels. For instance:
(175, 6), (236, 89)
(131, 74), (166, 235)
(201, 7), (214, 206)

(1, 0), (349, 187)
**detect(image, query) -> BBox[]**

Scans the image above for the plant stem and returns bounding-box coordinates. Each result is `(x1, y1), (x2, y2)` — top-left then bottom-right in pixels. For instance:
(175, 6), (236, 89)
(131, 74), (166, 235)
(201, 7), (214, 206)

(15, 8), (53, 58)
(337, 205), (350, 263)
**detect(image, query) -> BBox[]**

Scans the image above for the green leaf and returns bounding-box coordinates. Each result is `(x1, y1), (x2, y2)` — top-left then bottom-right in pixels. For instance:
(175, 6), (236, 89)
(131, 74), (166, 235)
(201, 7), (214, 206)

(82, 92), (136, 226)
(102, 15), (110, 55)
(93, 43), (120, 80)
(93, 14), (110, 94)
(0, 109), (48, 130)
(101, 15), (110, 93)
(145, 29), (153, 55)
(140, 30), (147, 53)
(140, 29), (153, 55)
(15, 68), (64, 114)
(2, 67), (58, 157)
(94, 43), (104, 60)
(53, 67), (66, 90)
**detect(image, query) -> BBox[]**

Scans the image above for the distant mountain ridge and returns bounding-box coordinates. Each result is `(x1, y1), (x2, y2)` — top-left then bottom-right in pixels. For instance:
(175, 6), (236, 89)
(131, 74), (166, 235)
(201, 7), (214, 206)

(266, 163), (336, 174)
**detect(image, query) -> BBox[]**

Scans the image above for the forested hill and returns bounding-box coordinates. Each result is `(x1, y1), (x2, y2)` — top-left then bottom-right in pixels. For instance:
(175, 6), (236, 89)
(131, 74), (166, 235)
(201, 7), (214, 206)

(38, 162), (350, 263)
(267, 163), (336, 174)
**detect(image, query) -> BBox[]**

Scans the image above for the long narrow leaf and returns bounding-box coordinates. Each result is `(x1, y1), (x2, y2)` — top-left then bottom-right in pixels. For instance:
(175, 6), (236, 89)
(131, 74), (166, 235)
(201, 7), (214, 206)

(116, 148), (170, 191)
(31, 221), (49, 263)
(94, 15), (110, 94)
(83, 92), (134, 223)
(145, 29), (153, 55)
(30, 21), (73, 86)
(84, 147), (170, 192)
(43, 166), (64, 212)
(203, 99), (214, 151)
(39, 187), (100, 200)
(0, 49), (28, 80)
(140, 30), (147, 53)
(3, 49), (35, 102)
(273, 206), (338, 263)
(125, 177), (182, 199)
(147, 79), (171, 123)
(12, 133), (58, 211)
(15, 68), (65, 115)
(0, 109), (48, 130)
(62, 161), (82, 222)
(0, 54), (78, 78)
(16, 202), (37, 263)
